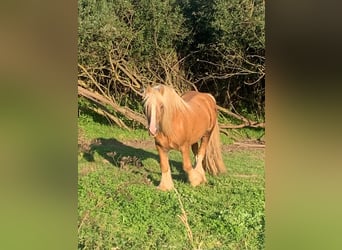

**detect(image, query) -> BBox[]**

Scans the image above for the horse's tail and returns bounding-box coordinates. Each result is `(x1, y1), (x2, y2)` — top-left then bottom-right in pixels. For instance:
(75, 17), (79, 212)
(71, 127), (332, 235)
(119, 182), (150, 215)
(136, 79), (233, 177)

(204, 121), (227, 175)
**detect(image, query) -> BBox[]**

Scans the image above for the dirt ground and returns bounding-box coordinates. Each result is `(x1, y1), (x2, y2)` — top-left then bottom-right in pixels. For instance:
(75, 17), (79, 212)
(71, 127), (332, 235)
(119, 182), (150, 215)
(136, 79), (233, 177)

(122, 137), (265, 154)
(78, 127), (265, 177)
(79, 127), (264, 158)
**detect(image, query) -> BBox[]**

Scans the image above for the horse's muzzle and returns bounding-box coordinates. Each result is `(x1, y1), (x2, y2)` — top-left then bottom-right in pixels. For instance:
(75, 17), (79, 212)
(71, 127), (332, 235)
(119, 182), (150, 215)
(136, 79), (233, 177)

(149, 127), (158, 137)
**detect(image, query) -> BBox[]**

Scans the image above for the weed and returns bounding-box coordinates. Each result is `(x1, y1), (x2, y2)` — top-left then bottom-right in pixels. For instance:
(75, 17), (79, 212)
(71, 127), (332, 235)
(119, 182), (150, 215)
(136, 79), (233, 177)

(78, 114), (265, 249)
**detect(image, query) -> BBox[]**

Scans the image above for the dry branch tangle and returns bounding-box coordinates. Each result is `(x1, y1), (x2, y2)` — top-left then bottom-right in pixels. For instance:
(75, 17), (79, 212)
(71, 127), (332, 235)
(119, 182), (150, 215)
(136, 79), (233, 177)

(78, 84), (264, 133)
(78, 85), (147, 128)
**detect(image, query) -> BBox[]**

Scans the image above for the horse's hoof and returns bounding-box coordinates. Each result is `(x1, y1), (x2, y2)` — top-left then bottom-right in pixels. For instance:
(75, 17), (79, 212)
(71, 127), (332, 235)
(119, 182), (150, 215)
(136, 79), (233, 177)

(189, 170), (206, 187)
(157, 184), (174, 191)
(190, 179), (204, 187)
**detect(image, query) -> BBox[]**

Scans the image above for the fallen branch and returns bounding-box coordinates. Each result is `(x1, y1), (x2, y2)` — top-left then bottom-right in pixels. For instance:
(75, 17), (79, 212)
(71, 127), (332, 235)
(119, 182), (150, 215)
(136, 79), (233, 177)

(78, 85), (147, 128)
(217, 105), (265, 131)
(217, 105), (249, 124)
(88, 106), (130, 130)
(233, 142), (265, 148)
(79, 83), (264, 131)
(220, 122), (265, 129)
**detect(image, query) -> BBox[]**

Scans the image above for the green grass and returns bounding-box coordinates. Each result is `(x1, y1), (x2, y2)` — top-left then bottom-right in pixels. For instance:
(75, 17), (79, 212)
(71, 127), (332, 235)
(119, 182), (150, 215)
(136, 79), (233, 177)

(78, 113), (265, 249)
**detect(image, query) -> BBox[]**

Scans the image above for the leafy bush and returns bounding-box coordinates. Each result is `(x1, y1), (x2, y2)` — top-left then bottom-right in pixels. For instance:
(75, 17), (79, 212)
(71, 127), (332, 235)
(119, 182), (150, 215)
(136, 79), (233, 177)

(178, 0), (265, 117)
(78, 0), (265, 123)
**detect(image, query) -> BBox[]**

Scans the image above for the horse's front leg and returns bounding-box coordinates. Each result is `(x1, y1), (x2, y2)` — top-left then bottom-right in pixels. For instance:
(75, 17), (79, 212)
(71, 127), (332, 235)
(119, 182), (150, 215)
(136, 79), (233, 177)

(181, 145), (206, 187)
(156, 144), (174, 191)
(193, 135), (209, 182)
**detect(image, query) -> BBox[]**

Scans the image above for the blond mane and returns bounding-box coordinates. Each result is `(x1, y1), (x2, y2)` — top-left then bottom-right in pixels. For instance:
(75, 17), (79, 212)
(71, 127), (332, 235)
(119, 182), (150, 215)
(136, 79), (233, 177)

(144, 85), (190, 136)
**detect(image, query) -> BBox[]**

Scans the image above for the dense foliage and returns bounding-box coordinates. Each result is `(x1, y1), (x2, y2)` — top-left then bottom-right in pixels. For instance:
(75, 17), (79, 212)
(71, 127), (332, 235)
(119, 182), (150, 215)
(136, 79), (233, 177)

(78, 0), (265, 120)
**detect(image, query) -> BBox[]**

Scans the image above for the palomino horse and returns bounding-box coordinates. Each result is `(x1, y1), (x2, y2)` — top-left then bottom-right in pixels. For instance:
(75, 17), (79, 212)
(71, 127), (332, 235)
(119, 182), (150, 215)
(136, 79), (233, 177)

(143, 84), (226, 191)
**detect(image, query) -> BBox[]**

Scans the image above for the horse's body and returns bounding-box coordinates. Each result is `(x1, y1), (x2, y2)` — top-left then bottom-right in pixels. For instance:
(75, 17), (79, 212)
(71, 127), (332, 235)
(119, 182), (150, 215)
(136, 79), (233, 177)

(144, 84), (226, 190)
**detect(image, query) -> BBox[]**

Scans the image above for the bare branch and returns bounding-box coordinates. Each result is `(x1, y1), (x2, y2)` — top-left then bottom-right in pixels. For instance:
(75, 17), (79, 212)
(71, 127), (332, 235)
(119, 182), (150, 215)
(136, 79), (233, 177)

(78, 85), (147, 127)
(220, 122), (265, 129)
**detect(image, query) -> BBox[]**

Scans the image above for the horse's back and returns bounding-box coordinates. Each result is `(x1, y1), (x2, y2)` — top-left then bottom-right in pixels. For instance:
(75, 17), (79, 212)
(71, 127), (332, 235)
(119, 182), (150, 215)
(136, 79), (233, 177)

(182, 91), (216, 111)
(181, 91), (198, 102)
(181, 91), (217, 135)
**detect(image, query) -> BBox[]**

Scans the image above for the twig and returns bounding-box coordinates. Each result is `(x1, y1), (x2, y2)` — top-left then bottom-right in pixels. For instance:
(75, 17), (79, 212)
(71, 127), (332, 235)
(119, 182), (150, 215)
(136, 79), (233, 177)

(109, 53), (144, 96)
(78, 64), (108, 97)
(78, 210), (89, 234)
(173, 188), (194, 247)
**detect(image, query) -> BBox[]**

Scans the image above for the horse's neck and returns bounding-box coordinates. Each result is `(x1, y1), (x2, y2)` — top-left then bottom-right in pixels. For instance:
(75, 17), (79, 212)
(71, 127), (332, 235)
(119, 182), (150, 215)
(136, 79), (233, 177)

(161, 97), (189, 136)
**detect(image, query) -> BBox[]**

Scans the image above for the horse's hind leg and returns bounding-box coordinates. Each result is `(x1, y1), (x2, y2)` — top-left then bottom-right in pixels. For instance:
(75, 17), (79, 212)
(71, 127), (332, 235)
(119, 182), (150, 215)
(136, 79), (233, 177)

(156, 144), (174, 191)
(182, 144), (206, 187)
(191, 143), (198, 163)
(193, 135), (210, 182)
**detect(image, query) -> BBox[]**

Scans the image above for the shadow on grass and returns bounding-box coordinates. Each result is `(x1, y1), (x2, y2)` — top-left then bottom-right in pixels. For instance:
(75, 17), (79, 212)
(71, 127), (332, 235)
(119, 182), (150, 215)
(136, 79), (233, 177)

(82, 137), (187, 185)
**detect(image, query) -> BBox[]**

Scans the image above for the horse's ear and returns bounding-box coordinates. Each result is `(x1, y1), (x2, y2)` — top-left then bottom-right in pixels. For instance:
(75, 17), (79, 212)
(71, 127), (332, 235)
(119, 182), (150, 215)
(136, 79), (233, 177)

(145, 85), (152, 94)
(159, 85), (165, 95)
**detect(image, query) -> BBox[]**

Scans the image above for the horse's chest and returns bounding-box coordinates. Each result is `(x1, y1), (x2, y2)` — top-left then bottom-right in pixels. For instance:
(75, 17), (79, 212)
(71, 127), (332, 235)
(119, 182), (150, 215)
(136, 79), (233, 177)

(155, 134), (181, 150)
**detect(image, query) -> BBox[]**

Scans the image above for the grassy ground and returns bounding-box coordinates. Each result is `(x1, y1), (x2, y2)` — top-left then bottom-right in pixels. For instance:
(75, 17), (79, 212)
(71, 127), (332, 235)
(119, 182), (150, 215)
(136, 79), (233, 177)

(78, 113), (265, 249)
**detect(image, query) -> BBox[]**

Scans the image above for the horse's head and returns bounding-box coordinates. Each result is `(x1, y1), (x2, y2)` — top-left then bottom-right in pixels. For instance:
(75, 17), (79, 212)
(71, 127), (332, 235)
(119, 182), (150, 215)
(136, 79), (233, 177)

(143, 85), (165, 137)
